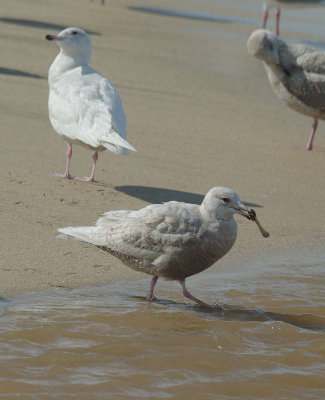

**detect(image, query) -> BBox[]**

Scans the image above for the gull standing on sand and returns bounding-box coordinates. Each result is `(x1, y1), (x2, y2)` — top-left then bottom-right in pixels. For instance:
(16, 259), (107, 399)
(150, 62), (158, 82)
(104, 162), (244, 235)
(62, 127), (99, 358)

(58, 187), (269, 309)
(261, 0), (325, 35)
(247, 29), (325, 150)
(46, 27), (136, 182)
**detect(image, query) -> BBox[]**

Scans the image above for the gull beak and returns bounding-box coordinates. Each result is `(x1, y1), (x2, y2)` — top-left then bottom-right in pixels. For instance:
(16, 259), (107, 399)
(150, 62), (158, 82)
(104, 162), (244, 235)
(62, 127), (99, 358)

(231, 202), (250, 218)
(45, 34), (62, 41)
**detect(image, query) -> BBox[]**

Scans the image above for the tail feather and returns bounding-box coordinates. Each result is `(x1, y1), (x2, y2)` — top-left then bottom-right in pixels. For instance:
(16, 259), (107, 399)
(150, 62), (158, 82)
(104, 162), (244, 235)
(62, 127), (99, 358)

(99, 131), (136, 152)
(57, 227), (95, 244)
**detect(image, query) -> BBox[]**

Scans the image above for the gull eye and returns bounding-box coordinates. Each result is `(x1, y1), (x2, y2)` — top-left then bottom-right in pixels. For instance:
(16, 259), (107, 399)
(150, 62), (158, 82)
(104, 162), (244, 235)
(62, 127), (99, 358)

(222, 198), (230, 203)
(72, 31), (78, 35)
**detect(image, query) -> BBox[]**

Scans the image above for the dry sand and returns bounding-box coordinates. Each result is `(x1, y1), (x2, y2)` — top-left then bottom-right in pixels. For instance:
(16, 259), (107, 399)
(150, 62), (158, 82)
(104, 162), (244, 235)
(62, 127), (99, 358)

(1, 0), (325, 297)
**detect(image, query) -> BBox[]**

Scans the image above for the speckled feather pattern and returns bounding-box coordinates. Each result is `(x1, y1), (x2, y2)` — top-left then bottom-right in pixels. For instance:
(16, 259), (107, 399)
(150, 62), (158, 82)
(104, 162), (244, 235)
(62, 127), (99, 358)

(58, 188), (242, 281)
(248, 29), (325, 119)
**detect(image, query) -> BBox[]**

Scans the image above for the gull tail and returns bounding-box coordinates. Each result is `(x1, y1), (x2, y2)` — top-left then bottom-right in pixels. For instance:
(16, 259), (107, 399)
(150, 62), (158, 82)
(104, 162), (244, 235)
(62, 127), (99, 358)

(57, 226), (95, 244)
(99, 131), (136, 153)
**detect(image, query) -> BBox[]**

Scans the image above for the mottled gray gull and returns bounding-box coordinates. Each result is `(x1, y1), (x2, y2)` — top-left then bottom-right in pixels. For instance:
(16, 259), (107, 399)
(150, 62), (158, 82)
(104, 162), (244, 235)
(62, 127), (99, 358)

(58, 187), (269, 309)
(46, 27), (136, 182)
(247, 29), (325, 150)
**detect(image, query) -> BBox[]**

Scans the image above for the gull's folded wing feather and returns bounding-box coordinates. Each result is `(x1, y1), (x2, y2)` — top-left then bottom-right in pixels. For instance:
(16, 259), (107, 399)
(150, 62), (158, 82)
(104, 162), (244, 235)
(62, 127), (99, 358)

(49, 66), (134, 153)
(58, 202), (202, 263)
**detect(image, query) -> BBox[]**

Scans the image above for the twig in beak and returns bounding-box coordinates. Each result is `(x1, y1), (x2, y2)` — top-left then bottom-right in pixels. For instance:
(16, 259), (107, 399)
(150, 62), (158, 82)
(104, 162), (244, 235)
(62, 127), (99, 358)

(247, 209), (270, 238)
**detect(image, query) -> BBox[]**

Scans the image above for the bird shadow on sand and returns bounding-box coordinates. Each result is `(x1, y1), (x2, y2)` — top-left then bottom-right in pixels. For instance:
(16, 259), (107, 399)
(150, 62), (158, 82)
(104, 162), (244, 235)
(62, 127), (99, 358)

(115, 185), (263, 208)
(0, 66), (44, 79)
(128, 6), (254, 25)
(131, 295), (325, 332)
(0, 18), (100, 35)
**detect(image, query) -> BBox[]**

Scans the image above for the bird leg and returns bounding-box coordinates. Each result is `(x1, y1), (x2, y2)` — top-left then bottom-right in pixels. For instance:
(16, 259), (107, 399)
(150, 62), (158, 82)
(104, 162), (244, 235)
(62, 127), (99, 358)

(275, 7), (281, 36)
(76, 151), (98, 182)
(306, 119), (318, 151)
(50, 143), (74, 179)
(89, 151), (98, 181)
(146, 276), (159, 301)
(262, 5), (269, 29)
(180, 280), (214, 310)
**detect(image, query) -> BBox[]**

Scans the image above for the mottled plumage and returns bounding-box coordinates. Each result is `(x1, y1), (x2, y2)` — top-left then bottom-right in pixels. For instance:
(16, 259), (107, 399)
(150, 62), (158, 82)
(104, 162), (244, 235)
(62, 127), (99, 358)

(58, 187), (256, 308)
(247, 29), (325, 150)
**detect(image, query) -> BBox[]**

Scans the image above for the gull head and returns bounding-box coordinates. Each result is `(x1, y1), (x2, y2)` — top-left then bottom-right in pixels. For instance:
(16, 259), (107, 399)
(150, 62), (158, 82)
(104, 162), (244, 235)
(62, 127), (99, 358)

(46, 27), (92, 63)
(247, 29), (281, 66)
(200, 187), (250, 220)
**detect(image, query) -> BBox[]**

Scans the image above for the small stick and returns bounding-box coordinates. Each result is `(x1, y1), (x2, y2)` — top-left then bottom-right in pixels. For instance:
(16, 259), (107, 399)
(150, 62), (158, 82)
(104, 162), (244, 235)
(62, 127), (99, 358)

(247, 209), (270, 238)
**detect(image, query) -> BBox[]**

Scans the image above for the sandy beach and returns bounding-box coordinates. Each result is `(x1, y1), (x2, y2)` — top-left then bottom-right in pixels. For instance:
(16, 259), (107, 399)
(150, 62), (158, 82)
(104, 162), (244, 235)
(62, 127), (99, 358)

(1, 0), (325, 298)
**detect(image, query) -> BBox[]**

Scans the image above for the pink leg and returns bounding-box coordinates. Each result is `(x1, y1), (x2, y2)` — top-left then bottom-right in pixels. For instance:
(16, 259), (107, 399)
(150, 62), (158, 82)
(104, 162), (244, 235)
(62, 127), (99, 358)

(89, 151), (98, 181)
(275, 7), (280, 36)
(50, 144), (74, 179)
(101, 0), (105, 4)
(146, 276), (159, 301)
(77, 151), (98, 182)
(262, 6), (268, 29)
(306, 119), (318, 151)
(180, 280), (213, 310)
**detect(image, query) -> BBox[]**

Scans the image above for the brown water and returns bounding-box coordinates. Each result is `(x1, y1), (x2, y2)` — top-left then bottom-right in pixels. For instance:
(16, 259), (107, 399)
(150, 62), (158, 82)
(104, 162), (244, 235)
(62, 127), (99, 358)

(0, 252), (324, 399)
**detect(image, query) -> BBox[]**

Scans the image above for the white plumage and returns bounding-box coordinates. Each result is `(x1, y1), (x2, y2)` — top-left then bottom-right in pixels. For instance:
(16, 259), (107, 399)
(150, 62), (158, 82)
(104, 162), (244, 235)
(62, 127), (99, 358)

(46, 27), (136, 181)
(58, 187), (259, 309)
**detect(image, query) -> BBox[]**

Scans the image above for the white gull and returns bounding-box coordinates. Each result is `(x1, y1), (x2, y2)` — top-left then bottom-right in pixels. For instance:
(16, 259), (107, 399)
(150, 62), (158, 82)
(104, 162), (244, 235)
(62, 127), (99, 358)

(247, 29), (325, 150)
(58, 187), (269, 309)
(46, 27), (136, 182)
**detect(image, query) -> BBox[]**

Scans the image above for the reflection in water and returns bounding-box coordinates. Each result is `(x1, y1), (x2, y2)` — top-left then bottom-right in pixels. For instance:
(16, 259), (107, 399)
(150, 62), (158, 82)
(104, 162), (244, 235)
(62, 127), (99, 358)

(134, 295), (325, 332)
(0, 252), (324, 399)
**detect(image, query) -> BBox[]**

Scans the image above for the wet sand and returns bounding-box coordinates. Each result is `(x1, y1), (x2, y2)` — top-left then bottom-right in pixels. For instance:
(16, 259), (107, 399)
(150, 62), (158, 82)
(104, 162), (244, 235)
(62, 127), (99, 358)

(1, 0), (325, 298)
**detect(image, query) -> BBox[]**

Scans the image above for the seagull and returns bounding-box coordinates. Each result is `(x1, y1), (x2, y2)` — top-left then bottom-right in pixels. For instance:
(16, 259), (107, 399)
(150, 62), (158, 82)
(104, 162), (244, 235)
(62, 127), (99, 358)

(247, 29), (325, 150)
(46, 27), (136, 182)
(58, 187), (269, 309)
(261, 0), (325, 35)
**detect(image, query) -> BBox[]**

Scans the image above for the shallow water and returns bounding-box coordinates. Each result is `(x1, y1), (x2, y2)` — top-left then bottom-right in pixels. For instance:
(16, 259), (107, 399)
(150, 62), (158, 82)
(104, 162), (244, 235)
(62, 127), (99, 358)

(0, 252), (324, 399)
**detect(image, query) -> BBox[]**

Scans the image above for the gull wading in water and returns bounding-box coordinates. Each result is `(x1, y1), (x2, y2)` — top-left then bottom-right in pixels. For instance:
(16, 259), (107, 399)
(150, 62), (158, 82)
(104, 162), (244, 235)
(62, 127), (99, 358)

(261, 0), (325, 35)
(46, 27), (136, 182)
(247, 29), (325, 150)
(58, 187), (269, 309)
